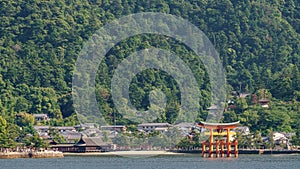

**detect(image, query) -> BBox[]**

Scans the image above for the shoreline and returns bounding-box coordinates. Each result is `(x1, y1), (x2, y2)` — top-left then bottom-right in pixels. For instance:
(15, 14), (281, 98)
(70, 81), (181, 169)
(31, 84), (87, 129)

(63, 149), (300, 157)
(2, 149), (300, 158)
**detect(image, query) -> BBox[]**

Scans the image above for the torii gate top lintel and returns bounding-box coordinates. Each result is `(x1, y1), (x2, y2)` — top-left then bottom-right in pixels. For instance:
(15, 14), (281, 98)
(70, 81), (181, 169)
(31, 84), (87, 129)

(197, 121), (240, 130)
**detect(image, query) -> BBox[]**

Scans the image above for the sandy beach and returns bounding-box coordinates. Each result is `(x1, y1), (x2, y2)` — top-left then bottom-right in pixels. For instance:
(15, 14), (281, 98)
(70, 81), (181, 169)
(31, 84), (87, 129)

(63, 151), (193, 157)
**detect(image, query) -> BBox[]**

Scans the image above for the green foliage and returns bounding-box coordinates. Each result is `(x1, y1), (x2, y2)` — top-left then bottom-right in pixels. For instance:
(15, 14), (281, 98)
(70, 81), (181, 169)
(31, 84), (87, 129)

(0, 115), (18, 148)
(16, 112), (34, 127)
(23, 133), (48, 148)
(48, 127), (66, 143)
(0, 0), (299, 147)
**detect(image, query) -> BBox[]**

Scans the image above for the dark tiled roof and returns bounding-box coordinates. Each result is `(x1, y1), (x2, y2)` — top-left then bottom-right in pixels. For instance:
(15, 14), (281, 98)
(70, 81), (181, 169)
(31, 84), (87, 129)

(76, 137), (105, 146)
(101, 125), (126, 128)
(55, 126), (75, 131)
(61, 131), (82, 140)
(34, 126), (50, 130)
(138, 123), (171, 127)
(34, 126), (75, 131)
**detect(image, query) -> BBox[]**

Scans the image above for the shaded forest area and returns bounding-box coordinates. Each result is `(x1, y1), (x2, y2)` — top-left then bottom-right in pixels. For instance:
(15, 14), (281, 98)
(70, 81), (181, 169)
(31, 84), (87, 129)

(0, 0), (300, 147)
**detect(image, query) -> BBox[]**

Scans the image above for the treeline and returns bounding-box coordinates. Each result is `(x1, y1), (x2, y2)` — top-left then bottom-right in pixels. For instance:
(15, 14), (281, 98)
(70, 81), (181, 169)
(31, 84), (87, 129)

(0, 0), (299, 147)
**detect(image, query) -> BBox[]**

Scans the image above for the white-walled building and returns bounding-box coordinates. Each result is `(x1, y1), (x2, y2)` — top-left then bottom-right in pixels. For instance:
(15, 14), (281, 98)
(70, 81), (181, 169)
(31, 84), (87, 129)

(137, 123), (171, 132)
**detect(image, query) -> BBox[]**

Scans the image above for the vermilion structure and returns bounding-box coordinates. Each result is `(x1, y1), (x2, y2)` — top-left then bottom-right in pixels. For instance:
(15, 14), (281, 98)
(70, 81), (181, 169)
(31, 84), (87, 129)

(198, 121), (240, 158)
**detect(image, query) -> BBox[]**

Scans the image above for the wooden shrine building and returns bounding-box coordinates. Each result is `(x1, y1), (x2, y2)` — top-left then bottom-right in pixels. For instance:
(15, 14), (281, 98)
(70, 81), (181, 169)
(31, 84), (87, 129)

(50, 136), (112, 152)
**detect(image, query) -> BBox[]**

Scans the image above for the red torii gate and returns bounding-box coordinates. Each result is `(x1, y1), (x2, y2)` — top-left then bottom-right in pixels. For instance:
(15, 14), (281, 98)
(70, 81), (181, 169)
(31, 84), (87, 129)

(197, 121), (240, 158)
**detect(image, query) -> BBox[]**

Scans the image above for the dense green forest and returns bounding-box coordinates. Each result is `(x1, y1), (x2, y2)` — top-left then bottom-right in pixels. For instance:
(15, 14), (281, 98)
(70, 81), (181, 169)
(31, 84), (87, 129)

(0, 0), (299, 147)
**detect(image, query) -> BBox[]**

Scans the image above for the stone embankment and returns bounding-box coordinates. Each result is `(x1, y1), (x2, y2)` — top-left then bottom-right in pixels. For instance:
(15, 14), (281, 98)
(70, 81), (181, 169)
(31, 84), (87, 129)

(0, 151), (64, 159)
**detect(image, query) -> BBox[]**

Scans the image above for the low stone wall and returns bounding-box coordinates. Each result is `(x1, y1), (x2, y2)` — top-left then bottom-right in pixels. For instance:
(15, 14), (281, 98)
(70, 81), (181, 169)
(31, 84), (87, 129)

(0, 151), (64, 159)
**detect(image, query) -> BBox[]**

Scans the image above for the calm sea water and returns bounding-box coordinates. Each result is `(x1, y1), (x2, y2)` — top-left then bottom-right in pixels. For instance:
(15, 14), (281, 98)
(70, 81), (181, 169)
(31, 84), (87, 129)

(1, 155), (300, 169)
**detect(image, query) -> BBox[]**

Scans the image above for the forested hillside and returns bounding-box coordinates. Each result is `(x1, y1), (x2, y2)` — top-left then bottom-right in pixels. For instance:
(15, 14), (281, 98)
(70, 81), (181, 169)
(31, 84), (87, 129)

(0, 0), (299, 147)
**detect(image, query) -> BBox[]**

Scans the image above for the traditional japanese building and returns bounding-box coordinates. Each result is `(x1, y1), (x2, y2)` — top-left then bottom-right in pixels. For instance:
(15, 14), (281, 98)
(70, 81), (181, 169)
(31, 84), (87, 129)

(50, 136), (113, 152)
(33, 114), (49, 121)
(74, 137), (111, 152)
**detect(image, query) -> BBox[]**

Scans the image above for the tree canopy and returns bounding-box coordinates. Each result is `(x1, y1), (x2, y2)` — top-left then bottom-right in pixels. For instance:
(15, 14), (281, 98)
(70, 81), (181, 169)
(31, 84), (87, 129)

(0, 0), (299, 146)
